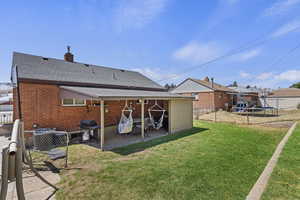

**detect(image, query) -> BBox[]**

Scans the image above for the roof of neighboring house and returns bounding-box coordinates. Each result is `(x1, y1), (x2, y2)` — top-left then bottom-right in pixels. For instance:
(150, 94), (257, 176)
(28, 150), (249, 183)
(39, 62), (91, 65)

(268, 88), (300, 97)
(12, 52), (164, 91)
(60, 86), (194, 100)
(228, 86), (259, 94)
(0, 94), (12, 104)
(188, 78), (235, 92)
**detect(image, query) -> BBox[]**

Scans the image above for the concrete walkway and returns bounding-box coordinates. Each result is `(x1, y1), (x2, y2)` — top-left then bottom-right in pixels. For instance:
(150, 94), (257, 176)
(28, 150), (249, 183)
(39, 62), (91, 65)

(6, 171), (60, 200)
(0, 126), (60, 200)
(246, 122), (298, 200)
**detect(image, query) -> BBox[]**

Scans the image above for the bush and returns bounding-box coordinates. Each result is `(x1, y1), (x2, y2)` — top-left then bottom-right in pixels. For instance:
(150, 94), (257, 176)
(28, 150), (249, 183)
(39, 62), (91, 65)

(297, 103), (300, 110)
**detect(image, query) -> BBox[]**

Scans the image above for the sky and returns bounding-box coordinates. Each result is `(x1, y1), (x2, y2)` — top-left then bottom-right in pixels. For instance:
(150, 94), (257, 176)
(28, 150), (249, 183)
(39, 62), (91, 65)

(0, 0), (300, 89)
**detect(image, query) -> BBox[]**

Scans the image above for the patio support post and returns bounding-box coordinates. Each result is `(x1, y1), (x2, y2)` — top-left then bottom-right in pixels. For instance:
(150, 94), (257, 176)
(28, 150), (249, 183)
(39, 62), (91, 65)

(100, 99), (105, 150)
(141, 99), (145, 140)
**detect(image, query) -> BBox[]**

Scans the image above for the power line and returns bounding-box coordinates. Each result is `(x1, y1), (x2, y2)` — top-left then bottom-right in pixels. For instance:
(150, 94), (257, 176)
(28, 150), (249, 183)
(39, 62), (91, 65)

(158, 23), (300, 84)
(239, 39), (300, 85)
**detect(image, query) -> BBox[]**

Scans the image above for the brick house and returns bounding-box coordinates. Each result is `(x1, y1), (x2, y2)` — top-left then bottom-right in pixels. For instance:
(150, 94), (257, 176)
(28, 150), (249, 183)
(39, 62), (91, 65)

(171, 77), (236, 114)
(11, 51), (193, 149)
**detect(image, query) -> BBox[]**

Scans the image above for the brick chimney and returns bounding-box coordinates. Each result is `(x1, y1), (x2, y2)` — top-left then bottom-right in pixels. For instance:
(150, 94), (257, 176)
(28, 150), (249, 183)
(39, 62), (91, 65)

(64, 46), (74, 62)
(211, 77), (214, 89)
(203, 76), (210, 82)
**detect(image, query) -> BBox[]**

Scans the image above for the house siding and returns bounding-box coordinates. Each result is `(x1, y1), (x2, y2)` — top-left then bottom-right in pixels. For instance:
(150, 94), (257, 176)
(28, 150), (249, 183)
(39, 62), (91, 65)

(14, 82), (166, 131)
(168, 99), (193, 133)
(265, 97), (300, 110)
(172, 79), (213, 93)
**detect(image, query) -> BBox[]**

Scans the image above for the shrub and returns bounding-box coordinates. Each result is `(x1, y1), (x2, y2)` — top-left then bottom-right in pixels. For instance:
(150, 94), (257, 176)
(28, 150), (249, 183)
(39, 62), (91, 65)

(297, 103), (300, 110)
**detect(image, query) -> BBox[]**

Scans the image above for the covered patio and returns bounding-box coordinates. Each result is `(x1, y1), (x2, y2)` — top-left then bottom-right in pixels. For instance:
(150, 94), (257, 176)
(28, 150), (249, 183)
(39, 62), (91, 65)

(60, 86), (194, 150)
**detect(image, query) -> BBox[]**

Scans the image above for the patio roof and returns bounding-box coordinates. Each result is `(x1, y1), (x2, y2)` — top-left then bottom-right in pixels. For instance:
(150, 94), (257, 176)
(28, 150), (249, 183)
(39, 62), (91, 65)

(60, 86), (194, 100)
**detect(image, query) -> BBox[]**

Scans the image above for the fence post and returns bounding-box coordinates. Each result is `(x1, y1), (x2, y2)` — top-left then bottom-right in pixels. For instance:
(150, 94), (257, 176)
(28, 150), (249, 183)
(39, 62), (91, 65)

(0, 147), (9, 200)
(16, 122), (25, 200)
(247, 112), (249, 125)
(214, 108), (217, 122)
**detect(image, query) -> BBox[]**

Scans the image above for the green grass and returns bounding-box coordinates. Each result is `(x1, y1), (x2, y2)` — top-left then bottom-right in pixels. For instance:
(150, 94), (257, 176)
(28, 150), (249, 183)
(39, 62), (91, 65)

(262, 123), (300, 200)
(55, 121), (285, 200)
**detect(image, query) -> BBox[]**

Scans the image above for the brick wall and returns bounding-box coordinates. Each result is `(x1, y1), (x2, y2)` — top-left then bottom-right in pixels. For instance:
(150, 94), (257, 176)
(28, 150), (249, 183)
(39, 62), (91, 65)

(214, 91), (232, 110)
(178, 91), (233, 111)
(14, 82), (167, 131)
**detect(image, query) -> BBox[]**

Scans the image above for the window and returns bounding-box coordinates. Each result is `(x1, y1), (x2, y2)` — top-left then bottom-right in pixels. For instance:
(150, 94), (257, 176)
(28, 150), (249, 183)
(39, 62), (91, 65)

(191, 93), (199, 100)
(62, 98), (73, 105)
(75, 99), (85, 105)
(62, 98), (86, 106)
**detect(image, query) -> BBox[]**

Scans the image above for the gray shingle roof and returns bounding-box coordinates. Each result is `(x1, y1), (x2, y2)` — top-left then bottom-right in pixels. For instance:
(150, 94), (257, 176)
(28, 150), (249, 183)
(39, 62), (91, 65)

(12, 52), (164, 90)
(60, 86), (194, 99)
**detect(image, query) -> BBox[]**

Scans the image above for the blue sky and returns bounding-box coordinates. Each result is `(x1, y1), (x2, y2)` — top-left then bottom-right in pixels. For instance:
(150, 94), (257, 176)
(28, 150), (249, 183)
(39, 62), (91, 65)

(0, 0), (300, 88)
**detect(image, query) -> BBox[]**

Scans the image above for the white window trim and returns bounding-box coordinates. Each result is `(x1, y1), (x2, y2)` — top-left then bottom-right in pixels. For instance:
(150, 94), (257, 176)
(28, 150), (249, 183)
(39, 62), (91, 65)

(61, 99), (86, 107)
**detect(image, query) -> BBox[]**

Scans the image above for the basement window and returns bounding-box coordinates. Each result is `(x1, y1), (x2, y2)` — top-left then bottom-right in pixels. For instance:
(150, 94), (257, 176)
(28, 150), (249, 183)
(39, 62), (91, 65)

(62, 98), (86, 106)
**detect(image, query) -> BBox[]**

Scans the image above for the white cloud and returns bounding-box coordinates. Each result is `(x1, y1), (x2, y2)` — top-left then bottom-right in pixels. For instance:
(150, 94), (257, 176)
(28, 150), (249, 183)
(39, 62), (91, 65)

(173, 41), (224, 64)
(114, 0), (168, 31)
(234, 48), (261, 61)
(240, 71), (251, 78)
(275, 70), (300, 81)
(132, 68), (181, 82)
(264, 0), (300, 17)
(271, 20), (300, 38)
(248, 70), (300, 88)
(257, 72), (274, 80)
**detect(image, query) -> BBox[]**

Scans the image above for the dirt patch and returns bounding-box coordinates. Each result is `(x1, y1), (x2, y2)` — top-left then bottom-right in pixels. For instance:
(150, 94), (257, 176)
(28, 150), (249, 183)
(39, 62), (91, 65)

(198, 110), (300, 125)
(261, 121), (295, 129)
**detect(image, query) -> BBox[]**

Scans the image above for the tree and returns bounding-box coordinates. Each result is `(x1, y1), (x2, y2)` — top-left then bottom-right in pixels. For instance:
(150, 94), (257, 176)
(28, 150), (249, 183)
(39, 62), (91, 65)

(290, 82), (300, 89)
(164, 83), (177, 91)
(232, 81), (238, 87)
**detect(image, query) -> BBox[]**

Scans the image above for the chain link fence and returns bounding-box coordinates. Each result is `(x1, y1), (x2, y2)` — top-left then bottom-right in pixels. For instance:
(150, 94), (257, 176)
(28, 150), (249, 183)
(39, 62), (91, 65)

(0, 121), (68, 199)
(26, 129), (69, 172)
(194, 105), (300, 125)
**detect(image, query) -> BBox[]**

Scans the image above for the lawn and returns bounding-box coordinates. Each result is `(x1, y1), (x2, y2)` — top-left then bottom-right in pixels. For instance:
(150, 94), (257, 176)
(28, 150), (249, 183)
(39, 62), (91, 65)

(262, 123), (300, 200)
(54, 121), (286, 200)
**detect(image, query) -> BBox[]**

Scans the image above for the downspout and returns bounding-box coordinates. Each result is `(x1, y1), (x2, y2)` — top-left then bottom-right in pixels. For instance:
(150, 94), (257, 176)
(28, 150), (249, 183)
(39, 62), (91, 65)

(16, 66), (22, 120)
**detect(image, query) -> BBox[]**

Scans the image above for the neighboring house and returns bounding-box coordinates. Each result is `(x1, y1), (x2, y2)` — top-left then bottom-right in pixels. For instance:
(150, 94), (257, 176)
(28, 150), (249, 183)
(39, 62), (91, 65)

(0, 93), (12, 105)
(0, 88), (13, 112)
(228, 86), (260, 106)
(265, 88), (300, 110)
(172, 77), (236, 113)
(11, 51), (193, 149)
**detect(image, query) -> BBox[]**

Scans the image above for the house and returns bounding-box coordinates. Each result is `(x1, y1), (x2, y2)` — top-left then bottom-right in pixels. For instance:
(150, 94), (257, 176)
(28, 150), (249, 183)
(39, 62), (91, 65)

(265, 88), (300, 110)
(0, 85), (13, 112)
(11, 50), (193, 149)
(171, 77), (236, 114)
(228, 86), (260, 107)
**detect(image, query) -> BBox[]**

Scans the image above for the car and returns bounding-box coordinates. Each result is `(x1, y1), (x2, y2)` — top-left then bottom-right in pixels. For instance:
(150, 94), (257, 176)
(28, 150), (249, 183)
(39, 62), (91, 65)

(232, 102), (248, 112)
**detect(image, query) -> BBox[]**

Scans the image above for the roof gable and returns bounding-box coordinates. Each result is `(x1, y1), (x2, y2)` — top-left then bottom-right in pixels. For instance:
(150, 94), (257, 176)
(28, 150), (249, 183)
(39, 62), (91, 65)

(171, 79), (213, 93)
(191, 79), (235, 92)
(12, 52), (164, 91)
(172, 78), (235, 93)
